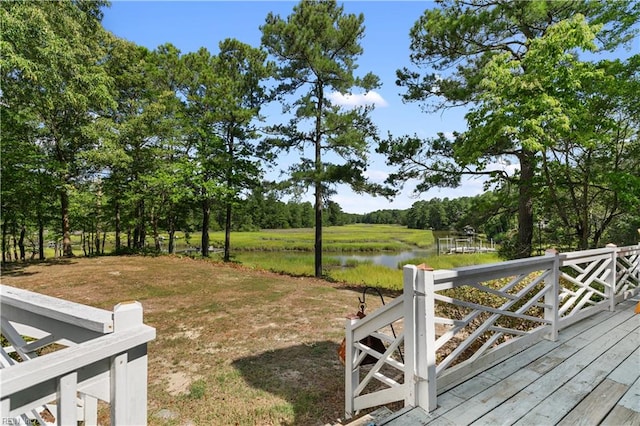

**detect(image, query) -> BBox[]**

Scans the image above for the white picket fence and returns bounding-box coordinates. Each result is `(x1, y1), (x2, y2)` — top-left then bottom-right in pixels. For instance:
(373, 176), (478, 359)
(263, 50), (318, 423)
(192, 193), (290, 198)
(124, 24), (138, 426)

(344, 244), (640, 418)
(0, 285), (156, 425)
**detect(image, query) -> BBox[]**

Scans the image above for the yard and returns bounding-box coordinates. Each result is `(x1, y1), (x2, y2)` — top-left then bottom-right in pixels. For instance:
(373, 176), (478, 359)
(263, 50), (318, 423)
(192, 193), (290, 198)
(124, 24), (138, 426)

(1, 255), (391, 425)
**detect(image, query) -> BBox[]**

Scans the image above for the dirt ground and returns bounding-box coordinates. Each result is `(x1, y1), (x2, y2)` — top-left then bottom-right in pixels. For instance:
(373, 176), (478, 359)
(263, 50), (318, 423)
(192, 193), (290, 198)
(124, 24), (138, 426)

(1, 255), (394, 425)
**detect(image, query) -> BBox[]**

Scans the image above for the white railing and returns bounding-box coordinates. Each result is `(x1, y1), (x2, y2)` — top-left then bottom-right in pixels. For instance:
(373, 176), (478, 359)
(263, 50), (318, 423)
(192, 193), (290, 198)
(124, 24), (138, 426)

(615, 244), (640, 302)
(0, 285), (156, 425)
(345, 296), (405, 415)
(344, 244), (640, 418)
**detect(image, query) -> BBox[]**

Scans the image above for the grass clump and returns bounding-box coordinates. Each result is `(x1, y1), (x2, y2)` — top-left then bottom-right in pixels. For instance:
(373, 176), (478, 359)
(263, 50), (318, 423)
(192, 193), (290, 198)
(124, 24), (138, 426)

(329, 264), (404, 291)
(188, 379), (207, 400)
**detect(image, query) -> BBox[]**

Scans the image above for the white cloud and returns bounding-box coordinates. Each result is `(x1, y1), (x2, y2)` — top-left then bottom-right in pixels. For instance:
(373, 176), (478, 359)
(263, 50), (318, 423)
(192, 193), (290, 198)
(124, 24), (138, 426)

(441, 131), (455, 140)
(328, 91), (389, 108)
(365, 169), (389, 183)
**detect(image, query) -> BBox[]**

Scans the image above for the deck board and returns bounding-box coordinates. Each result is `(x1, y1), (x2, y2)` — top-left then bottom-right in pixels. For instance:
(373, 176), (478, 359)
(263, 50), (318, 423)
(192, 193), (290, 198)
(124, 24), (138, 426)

(494, 317), (638, 425)
(600, 405), (640, 426)
(556, 379), (629, 426)
(617, 376), (640, 411)
(405, 297), (640, 426)
(607, 347), (640, 386)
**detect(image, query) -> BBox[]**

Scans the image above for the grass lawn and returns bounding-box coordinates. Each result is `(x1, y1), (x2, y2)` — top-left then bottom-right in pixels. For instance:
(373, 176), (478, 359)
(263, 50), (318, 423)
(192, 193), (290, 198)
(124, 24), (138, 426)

(1, 255), (392, 425)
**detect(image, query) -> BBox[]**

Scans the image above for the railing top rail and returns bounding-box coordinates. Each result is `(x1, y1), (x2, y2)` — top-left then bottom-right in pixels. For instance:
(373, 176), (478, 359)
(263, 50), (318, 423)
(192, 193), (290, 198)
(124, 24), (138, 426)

(0, 284), (113, 334)
(617, 244), (640, 255)
(559, 246), (615, 260)
(431, 254), (556, 286)
(0, 323), (155, 396)
(349, 296), (404, 340)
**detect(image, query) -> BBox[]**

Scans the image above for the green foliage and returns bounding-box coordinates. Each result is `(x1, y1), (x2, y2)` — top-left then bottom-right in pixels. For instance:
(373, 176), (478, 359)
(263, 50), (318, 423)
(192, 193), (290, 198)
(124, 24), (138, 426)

(360, 209), (407, 226)
(188, 379), (207, 400)
(1, 0), (115, 256)
(3, 0), (636, 264)
(261, 0), (390, 276)
(536, 55), (640, 250)
(382, 0), (639, 259)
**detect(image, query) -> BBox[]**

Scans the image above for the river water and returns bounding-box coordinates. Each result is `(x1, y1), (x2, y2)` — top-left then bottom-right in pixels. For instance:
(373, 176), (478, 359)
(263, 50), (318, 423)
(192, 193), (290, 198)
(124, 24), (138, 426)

(332, 248), (437, 269)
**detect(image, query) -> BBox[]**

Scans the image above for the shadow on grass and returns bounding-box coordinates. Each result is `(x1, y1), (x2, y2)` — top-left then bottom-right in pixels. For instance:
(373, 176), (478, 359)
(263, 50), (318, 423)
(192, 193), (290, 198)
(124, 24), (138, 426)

(232, 340), (345, 425)
(1, 258), (76, 277)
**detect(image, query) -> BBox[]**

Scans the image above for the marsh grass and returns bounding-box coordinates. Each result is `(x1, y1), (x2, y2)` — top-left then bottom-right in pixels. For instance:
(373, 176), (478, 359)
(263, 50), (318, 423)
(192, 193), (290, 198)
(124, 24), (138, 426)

(39, 224), (435, 258)
(402, 252), (502, 270)
(329, 263), (405, 290)
(209, 224), (434, 252)
(234, 251), (502, 291)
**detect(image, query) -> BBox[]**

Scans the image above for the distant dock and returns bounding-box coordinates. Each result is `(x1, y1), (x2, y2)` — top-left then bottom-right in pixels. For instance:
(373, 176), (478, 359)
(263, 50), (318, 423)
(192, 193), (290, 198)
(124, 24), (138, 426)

(437, 236), (497, 255)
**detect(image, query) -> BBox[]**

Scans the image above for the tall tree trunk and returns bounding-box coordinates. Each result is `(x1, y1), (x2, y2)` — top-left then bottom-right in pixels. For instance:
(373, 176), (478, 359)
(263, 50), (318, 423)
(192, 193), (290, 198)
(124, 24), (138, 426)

(38, 215), (45, 260)
(224, 133), (234, 262)
(515, 152), (535, 258)
(133, 224), (140, 248)
(152, 208), (161, 251)
(168, 219), (175, 254)
(577, 222), (589, 251)
(314, 83), (324, 277)
(314, 183), (322, 277)
(12, 232), (18, 262)
(114, 201), (121, 252)
(134, 200), (145, 249)
(95, 232), (101, 255)
(60, 189), (73, 257)
(101, 231), (106, 254)
(95, 187), (102, 254)
(139, 226), (146, 249)
(2, 219), (7, 264)
(18, 225), (26, 261)
(224, 203), (232, 262)
(201, 198), (210, 257)
(82, 231), (88, 256)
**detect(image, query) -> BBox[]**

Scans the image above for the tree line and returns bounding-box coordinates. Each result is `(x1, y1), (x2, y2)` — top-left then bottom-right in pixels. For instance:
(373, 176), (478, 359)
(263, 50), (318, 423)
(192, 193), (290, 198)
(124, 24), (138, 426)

(2, 1), (638, 272)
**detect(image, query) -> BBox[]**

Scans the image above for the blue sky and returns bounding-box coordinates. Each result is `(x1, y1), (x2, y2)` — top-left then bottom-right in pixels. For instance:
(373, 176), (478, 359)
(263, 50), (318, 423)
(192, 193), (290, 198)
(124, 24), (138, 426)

(100, 1), (637, 214)
(101, 1), (477, 214)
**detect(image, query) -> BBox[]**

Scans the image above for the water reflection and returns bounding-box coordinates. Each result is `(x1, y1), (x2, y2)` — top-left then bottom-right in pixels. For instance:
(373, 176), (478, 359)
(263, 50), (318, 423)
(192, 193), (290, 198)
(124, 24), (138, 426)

(332, 249), (437, 269)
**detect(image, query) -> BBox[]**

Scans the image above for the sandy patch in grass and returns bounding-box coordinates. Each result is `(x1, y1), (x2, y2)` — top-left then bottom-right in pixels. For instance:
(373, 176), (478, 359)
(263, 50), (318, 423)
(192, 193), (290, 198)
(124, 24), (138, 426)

(165, 371), (196, 396)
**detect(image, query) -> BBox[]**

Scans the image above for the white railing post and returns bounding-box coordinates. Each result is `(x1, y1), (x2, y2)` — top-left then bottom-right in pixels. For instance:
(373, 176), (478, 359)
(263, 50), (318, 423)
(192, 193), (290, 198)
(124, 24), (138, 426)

(544, 249), (560, 341)
(413, 265), (437, 411)
(423, 266), (438, 411)
(58, 371), (78, 424)
(1, 398), (9, 423)
(606, 244), (617, 311)
(636, 243), (640, 285)
(111, 301), (149, 425)
(403, 265), (417, 408)
(82, 394), (98, 426)
(344, 317), (358, 418)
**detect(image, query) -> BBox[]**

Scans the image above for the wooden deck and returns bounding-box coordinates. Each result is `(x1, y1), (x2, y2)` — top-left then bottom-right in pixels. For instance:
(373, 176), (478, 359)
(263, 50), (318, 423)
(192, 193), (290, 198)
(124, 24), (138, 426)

(379, 296), (640, 426)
